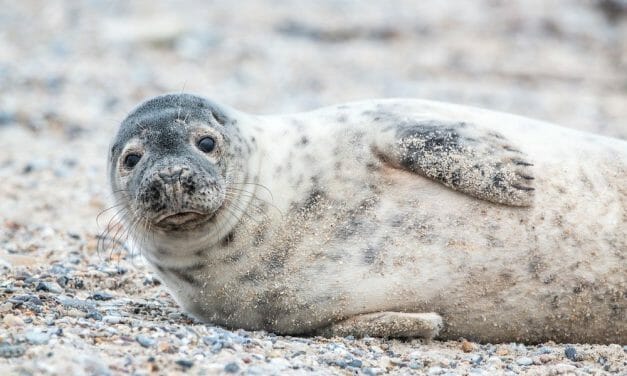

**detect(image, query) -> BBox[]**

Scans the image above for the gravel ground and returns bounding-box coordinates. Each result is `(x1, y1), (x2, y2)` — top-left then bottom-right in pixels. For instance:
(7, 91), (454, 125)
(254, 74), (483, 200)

(1, 1), (626, 375)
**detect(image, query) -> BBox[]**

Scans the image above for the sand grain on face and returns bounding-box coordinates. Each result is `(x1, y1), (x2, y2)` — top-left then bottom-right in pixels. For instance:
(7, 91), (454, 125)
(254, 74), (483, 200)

(1, 0), (626, 374)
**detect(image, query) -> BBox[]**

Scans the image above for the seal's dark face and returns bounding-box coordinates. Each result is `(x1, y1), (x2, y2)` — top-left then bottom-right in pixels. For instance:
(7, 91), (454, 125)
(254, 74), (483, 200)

(109, 94), (245, 232)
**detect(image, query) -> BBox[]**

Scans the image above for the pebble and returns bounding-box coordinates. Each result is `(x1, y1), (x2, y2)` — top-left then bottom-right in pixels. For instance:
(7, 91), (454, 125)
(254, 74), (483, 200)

(224, 362), (239, 373)
(564, 346), (578, 361)
(36, 281), (62, 293)
(90, 292), (114, 301)
(136, 335), (156, 348)
(0, 344), (25, 358)
(56, 296), (95, 311)
(347, 358), (363, 368)
(461, 340), (475, 352)
(85, 310), (103, 320)
(25, 329), (51, 345)
(175, 359), (194, 369)
(3, 313), (25, 327)
(516, 357), (533, 366)
(470, 354), (483, 365)
(428, 366), (444, 375)
(102, 315), (122, 324)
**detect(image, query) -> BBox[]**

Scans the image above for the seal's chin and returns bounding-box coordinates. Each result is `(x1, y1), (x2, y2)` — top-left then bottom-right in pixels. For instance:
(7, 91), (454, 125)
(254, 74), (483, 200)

(155, 211), (211, 229)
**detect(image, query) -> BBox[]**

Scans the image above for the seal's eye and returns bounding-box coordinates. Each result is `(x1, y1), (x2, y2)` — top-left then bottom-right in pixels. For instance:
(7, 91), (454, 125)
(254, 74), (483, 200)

(124, 154), (141, 169)
(197, 137), (216, 153)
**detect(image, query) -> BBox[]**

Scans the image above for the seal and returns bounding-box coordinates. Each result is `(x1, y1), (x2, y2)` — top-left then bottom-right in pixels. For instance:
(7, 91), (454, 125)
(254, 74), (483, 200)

(108, 93), (626, 344)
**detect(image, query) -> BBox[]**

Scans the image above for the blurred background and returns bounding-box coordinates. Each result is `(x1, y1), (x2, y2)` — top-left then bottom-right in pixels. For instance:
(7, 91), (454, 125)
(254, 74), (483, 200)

(0, 0), (626, 234)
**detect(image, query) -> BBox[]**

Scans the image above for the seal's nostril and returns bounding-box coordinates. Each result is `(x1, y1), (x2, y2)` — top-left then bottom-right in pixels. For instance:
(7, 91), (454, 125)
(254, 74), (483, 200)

(159, 167), (184, 183)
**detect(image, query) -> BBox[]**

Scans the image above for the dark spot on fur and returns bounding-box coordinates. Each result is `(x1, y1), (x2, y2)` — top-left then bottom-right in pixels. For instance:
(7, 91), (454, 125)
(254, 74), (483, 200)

(253, 227), (266, 246)
(303, 189), (325, 211)
(238, 268), (261, 283)
(299, 136), (309, 145)
(398, 124), (464, 171)
(390, 214), (405, 228)
(492, 172), (506, 189)
(267, 249), (288, 271)
(363, 246), (379, 264)
(221, 231), (236, 246)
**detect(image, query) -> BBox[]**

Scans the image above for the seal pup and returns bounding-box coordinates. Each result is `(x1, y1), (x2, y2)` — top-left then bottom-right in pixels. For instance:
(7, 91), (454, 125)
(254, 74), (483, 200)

(108, 93), (626, 344)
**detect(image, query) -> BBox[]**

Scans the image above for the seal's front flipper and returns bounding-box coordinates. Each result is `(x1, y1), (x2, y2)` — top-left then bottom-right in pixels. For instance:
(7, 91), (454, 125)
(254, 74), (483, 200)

(373, 120), (535, 207)
(318, 312), (443, 339)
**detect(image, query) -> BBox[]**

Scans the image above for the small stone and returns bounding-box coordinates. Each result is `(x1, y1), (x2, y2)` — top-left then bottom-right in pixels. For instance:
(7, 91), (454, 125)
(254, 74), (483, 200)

(461, 340), (475, 353)
(486, 356), (502, 366)
(539, 354), (553, 363)
(136, 335), (156, 348)
(333, 359), (347, 368)
(0, 344), (25, 358)
(36, 281), (62, 293)
(516, 357), (533, 366)
(103, 315), (121, 324)
(56, 276), (69, 287)
(470, 354), (483, 365)
(363, 368), (381, 376)
(175, 359), (194, 369)
(90, 292), (113, 301)
(564, 346), (578, 361)
(56, 296), (95, 311)
(496, 346), (509, 356)
(158, 341), (175, 353)
(0, 302), (12, 313)
(347, 358), (363, 368)
(3, 314), (24, 327)
(9, 294), (43, 306)
(224, 362), (239, 373)
(25, 330), (50, 345)
(427, 366), (444, 375)
(85, 311), (103, 321)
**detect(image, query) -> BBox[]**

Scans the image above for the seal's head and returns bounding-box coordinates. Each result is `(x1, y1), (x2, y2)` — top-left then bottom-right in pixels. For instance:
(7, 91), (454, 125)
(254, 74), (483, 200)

(109, 93), (248, 235)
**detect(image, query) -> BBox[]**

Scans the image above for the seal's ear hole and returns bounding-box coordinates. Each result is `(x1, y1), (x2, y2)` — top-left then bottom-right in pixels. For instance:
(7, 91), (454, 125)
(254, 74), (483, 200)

(124, 154), (142, 169)
(197, 136), (216, 153)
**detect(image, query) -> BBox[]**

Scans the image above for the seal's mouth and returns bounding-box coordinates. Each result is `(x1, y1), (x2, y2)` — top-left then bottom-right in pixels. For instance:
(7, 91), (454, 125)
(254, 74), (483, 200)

(155, 211), (208, 227)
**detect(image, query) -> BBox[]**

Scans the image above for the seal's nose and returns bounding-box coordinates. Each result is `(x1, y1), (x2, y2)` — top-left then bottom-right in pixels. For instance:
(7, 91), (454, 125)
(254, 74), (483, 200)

(158, 166), (185, 183)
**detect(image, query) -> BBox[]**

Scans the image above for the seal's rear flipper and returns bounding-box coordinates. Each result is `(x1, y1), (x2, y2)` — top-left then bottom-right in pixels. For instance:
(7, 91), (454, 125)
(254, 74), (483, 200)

(372, 120), (535, 207)
(317, 312), (443, 339)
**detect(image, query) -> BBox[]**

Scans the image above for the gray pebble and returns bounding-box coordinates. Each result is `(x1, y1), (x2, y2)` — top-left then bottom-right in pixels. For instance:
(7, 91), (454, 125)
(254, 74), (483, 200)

(136, 335), (155, 348)
(103, 315), (121, 324)
(333, 359), (347, 368)
(224, 362), (240, 373)
(9, 294), (43, 306)
(36, 281), (62, 293)
(516, 357), (533, 366)
(564, 346), (578, 361)
(363, 368), (381, 376)
(25, 329), (50, 345)
(0, 344), (25, 358)
(535, 346), (552, 355)
(49, 264), (71, 275)
(85, 311), (103, 321)
(90, 292), (113, 301)
(347, 358), (363, 368)
(175, 359), (194, 369)
(56, 296), (95, 311)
